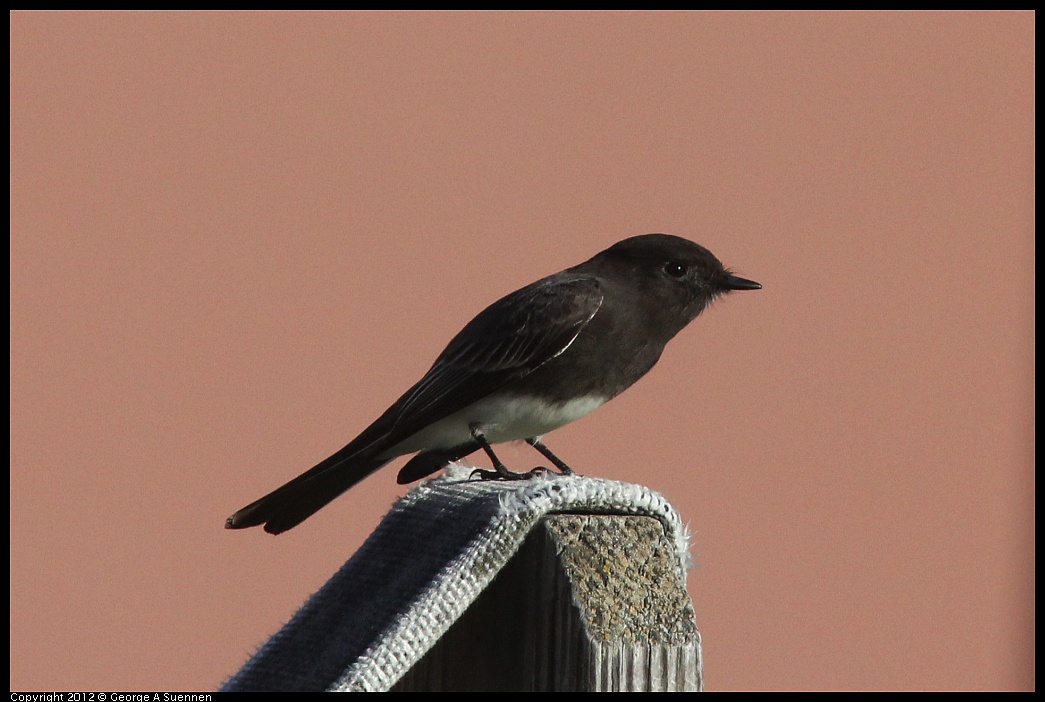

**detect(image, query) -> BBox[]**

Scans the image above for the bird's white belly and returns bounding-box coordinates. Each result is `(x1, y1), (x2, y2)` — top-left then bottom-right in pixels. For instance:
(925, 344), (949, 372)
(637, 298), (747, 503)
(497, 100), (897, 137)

(383, 394), (607, 457)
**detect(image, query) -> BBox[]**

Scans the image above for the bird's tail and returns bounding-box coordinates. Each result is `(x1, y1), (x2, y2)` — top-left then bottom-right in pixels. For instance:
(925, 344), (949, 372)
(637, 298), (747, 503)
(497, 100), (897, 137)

(225, 452), (390, 535)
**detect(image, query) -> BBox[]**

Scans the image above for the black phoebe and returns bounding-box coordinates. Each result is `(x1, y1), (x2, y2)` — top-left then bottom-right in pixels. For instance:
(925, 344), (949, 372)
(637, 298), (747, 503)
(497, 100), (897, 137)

(226, 234), (760, 534)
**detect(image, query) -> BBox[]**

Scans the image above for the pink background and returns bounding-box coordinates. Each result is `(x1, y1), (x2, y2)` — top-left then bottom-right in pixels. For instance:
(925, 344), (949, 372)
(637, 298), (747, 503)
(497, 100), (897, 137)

(10, 12), (1033, 691)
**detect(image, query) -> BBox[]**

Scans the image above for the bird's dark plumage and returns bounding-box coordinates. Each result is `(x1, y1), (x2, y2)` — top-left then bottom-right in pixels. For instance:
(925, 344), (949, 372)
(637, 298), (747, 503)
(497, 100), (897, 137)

(227, 234), (760, 534)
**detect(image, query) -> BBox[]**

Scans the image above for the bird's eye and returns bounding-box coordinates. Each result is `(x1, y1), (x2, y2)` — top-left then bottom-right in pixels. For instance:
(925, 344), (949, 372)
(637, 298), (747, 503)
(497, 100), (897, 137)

(663, 262), (688, 278)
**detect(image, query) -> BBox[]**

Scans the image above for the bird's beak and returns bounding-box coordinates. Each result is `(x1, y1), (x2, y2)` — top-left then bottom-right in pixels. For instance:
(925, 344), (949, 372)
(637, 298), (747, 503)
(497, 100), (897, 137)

(724, 274), (762, 291)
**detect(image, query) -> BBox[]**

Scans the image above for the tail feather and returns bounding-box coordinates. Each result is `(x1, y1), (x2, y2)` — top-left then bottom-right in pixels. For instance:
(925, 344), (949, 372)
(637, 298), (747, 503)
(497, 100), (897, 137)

(395, 443), (479, 485)
(226, 454), (390, 534)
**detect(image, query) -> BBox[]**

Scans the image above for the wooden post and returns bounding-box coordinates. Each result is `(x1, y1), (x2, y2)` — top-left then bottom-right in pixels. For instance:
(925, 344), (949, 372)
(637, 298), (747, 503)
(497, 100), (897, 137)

(395, 514), (701, 691)
(223, 475), (702, 692)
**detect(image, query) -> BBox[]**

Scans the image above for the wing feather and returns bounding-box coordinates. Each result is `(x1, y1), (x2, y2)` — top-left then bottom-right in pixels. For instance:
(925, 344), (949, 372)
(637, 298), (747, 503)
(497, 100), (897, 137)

(389, 274), (603, 434)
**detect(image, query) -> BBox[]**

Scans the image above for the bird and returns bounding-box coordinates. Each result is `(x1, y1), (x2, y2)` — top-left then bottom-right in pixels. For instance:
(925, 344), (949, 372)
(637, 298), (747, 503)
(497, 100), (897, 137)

(226, 233), (761, 534)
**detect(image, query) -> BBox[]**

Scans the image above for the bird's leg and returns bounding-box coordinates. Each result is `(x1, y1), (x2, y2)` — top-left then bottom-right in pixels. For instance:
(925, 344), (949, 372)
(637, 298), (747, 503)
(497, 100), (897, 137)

(526, 437), (575, 475)
(468, 424), (543, 481)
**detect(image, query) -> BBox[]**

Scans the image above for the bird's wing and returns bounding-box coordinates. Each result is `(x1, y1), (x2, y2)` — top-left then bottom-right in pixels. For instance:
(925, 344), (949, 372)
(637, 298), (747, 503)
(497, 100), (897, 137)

(225, 275), (603, 534)
(386, 274), (603, 435)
